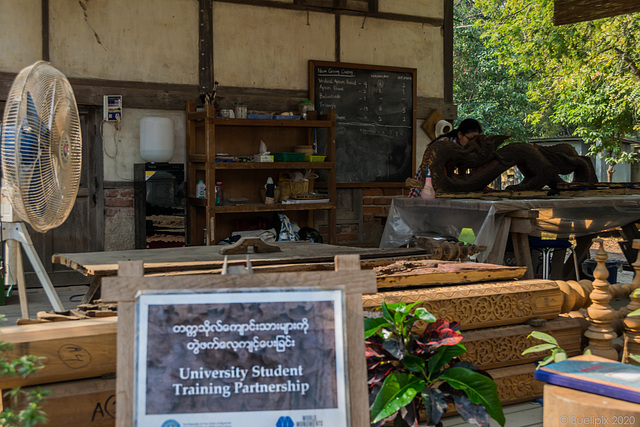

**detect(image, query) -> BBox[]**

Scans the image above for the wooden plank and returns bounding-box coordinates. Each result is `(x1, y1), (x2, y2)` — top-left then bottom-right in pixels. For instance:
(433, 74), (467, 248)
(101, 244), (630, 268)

(141, 255), (433, 277)
(53, 243), (426, 277)
(0, 318), (117, 389)
(103, 269), (377, 303)
(554, 0), (640, 25)
(115, 261), (142, 427)
(460, 317), (583, 370)
(375, 261), (526, 290)
(363, 279), (564, 330)
(336, 255), (369, 427)
(4, 377), (116, 427)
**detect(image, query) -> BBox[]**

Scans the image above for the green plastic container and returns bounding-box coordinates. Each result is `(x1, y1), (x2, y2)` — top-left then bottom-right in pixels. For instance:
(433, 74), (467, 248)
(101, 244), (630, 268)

(272, 152), (305, 162)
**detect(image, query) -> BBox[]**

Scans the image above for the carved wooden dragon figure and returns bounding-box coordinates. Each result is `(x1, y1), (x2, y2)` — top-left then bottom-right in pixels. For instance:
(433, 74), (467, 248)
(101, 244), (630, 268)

(414, 135), (598, 193)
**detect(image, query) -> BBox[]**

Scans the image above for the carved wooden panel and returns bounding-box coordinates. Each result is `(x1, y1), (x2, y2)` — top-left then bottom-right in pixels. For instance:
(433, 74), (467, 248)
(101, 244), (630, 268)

(362, 279), (564, 330)
(461, 318), (583, 370)
(491, 364), (544, 405)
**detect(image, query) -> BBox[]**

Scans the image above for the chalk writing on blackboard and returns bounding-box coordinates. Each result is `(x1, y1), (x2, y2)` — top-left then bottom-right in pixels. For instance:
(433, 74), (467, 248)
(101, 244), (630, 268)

(310, 61), (416, 184)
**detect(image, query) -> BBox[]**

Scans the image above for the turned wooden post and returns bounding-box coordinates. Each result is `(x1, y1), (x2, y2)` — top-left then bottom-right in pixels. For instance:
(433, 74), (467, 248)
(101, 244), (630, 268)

(584, 238), (619, 360)
(624, 240), (640, 364)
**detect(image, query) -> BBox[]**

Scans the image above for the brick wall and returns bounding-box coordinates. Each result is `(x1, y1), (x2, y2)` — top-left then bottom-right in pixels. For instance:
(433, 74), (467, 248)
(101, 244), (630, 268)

(104, 185), (136, 250)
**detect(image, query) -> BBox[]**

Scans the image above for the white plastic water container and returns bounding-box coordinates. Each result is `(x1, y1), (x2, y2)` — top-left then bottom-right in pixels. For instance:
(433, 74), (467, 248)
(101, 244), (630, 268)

(140, 117), (174, 162)
(196, 180), (206, 198)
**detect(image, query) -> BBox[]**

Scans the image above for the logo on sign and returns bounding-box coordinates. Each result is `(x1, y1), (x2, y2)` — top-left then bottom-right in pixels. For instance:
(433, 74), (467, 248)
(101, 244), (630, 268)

(162, 420), (180, 427)
(276, 416), (294, 427)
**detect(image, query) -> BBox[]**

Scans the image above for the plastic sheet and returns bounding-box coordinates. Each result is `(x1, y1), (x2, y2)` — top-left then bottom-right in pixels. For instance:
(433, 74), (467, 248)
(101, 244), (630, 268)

(380, 196), (640, 262)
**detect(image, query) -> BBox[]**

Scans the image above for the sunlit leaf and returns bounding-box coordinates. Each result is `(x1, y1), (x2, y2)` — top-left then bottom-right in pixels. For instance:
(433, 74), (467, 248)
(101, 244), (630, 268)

(439, 367), (505, 426)
(370, 373), (425, 423)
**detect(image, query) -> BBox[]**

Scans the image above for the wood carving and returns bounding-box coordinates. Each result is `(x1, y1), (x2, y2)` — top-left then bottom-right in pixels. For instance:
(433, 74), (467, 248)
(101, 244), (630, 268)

(490, 364), (544, 405)
(421, 135), (598, 192)
(624, 239), (640, 364)
(460, 318), (583, 370)
(374, 260), (526, 290)
(362, 279), (564, 330)
(585, 239), (619, 360)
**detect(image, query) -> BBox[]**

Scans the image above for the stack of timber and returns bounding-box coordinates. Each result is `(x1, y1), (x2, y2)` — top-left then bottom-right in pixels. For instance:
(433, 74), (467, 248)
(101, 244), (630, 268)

(0, 318), (117, 426)
(366, 259), (587, 408)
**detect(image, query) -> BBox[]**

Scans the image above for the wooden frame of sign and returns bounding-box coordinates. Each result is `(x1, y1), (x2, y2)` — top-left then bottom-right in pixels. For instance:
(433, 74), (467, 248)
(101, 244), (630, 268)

(101, 255), (376, 427)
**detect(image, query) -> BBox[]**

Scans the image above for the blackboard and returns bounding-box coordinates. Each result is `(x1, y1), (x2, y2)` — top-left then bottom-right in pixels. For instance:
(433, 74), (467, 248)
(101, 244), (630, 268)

(309, 61), (416, 184)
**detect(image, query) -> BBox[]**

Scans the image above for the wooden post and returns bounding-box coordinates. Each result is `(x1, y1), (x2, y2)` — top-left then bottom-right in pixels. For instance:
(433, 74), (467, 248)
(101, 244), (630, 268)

(585, 239), (618, 360)
(103, 256), (376, 427)
(623, 240), (640, 364)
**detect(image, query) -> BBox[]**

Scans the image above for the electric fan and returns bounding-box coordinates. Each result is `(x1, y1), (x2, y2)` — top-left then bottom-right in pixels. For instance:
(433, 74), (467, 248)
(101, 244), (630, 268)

(1, 61), (82, 317)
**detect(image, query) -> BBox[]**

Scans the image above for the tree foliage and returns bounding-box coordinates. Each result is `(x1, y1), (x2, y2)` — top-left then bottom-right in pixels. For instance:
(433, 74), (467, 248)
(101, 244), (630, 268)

(453, 0), (537, 142)
(469, 0), (640, 179)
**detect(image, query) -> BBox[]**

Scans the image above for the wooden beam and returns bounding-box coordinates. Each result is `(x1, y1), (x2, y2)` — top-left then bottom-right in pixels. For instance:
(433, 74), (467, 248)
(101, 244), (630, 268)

(0, 318), (117, 389)
(199, 0), (214, 94)
(554, 0), (640, 26)
(42, 0), (49, 61)
(443, 0), (454, 105)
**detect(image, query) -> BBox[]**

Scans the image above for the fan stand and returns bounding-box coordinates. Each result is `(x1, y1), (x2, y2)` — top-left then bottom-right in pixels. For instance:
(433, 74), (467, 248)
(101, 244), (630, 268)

(1, 197), (65, 318)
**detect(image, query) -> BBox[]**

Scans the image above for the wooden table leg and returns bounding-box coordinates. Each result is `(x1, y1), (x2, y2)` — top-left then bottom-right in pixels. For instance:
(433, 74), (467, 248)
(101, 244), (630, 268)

(81, 276), (102, 304)
(511, 232), (534, 279)
(619, 222), (640, 266)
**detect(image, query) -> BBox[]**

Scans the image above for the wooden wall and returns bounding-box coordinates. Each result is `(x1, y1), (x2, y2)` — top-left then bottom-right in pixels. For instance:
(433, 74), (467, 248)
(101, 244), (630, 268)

(0, 0), (454, 250)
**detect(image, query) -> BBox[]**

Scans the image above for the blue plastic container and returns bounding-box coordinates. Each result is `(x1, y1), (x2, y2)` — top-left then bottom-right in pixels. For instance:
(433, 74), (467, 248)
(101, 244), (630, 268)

(581, 259), (623, 284)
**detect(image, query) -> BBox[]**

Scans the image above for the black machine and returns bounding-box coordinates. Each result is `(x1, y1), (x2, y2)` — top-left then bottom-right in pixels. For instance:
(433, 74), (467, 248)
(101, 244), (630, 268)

(134, 163), (186, 249)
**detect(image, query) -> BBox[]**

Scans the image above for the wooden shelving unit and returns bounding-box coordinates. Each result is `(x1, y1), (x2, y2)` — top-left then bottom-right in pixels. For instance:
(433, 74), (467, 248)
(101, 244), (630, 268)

(186, 100), (337, 245)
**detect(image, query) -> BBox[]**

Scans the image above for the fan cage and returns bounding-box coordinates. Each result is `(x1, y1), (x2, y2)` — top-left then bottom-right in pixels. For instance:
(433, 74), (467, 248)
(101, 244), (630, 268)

(1, 61), (82, 233)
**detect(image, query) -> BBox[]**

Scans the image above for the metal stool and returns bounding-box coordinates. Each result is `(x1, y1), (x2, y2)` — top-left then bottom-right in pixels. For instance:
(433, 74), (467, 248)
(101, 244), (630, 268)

(529, 238), (579, 280)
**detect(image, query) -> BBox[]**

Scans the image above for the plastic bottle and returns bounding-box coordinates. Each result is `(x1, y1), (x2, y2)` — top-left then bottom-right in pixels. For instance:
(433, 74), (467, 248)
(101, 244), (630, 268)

(265, 177), (275, 205)
(421, 168), (435, 199)
(215, 181), (223, 206)
(196, 180), (206, 199)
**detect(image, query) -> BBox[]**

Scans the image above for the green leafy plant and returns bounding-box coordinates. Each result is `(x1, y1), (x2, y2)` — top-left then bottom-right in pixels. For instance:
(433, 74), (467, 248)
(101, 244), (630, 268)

(0, 315), (49, 427)
(365, 301), (505, 427)
(523, 331), (593, 369)
(522, 331), (569, 368)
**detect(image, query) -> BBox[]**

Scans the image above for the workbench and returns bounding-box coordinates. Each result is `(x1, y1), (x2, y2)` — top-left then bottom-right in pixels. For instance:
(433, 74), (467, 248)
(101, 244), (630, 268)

(52, 242), (427, 304)
(380, 195), (640, 279)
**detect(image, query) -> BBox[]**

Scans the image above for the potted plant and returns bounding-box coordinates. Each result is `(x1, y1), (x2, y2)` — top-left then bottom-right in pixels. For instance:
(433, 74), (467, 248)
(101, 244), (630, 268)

(365, 301), (505, 427)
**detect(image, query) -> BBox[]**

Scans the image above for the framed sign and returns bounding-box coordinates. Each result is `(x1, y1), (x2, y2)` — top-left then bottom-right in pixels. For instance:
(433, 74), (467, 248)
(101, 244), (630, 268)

(134, 288), (348, 426)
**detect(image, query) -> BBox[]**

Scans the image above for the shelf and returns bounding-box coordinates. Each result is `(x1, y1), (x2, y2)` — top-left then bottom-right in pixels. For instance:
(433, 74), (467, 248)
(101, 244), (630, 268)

(187, 114), (334, 129)
(208, 203), (335, 213)
(188, 198), (333, 212)
(186, 100), (337, 245)
(213, 162), (335, 170)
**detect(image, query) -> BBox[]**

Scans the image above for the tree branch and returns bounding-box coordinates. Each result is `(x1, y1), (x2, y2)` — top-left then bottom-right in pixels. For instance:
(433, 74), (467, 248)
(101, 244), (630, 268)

(614, 47), (640, 82)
